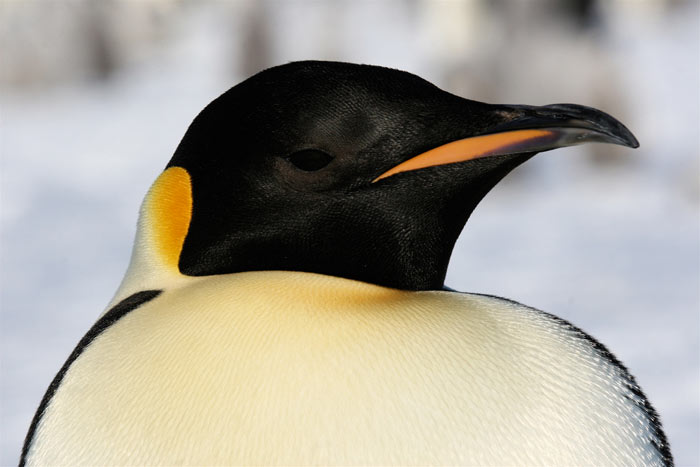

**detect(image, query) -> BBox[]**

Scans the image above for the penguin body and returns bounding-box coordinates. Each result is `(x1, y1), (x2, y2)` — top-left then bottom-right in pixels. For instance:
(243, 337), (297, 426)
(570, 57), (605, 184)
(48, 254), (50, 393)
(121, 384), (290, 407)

(22, 61), (672, 465)
(24, 272), (666, 465)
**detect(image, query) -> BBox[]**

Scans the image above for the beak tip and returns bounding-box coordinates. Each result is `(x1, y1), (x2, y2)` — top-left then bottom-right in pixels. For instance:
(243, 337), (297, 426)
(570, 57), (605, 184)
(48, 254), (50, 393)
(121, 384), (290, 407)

(616, 128), (640, 149)
(500, 103), (640, 152)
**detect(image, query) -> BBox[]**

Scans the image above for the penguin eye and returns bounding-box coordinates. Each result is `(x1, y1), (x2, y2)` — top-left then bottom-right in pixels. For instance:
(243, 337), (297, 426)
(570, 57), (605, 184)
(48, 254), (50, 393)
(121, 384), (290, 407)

(287, 149), (334, 171)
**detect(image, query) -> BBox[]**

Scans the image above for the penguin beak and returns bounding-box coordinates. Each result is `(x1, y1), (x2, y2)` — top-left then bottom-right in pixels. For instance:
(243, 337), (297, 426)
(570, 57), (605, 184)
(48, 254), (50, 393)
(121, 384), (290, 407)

(373, 103), (639, 182)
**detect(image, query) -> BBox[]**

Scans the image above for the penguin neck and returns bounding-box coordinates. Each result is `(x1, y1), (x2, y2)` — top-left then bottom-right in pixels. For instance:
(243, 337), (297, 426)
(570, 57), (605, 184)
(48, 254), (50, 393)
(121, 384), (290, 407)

(238, 227), (457, 291)
(361, 233), (456, 291)
(176, 197), (467, 291)
(108, 167), (197, 309)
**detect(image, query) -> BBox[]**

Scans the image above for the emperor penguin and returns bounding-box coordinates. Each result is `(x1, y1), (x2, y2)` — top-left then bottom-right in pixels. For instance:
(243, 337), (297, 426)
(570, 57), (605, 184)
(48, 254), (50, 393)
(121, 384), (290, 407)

(21, 61), (672, 466)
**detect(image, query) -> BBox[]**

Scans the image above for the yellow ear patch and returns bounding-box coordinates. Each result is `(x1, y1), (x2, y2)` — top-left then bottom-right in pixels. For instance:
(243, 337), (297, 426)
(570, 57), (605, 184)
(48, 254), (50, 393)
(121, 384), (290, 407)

(145, 167), (193, 271)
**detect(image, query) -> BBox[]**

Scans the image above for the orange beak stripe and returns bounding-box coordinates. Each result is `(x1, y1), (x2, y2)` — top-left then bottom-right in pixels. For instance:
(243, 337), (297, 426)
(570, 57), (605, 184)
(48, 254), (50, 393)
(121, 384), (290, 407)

(373, 129), (556, 182)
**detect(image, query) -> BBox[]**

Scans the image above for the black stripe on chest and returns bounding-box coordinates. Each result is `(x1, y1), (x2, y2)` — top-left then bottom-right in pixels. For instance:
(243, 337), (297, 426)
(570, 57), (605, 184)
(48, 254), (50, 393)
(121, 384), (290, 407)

(20, 290), (162, 466)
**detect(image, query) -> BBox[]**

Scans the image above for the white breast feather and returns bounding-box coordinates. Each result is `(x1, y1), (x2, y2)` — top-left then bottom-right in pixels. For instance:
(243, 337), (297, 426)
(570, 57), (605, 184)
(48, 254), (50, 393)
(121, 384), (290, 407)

(26, 271), (665, 466)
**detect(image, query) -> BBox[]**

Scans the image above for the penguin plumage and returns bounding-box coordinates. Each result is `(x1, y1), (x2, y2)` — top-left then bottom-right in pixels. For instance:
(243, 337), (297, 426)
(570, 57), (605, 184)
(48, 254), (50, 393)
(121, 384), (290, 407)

(22, 61), (672, 466)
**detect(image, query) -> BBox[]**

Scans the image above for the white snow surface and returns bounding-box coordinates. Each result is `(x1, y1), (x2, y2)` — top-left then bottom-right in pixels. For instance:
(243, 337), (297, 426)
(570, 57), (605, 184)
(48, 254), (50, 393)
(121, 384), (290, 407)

(1, 3), (698, 466)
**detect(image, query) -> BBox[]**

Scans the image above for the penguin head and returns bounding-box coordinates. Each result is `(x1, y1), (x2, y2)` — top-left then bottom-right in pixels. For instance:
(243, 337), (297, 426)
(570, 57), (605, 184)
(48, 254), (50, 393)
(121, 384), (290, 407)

(138, 61), (638, 291)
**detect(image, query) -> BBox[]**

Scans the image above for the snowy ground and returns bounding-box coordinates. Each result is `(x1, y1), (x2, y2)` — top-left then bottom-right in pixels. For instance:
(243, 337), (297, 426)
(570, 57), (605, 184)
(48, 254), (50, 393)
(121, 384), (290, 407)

(2, 3), (698, 466)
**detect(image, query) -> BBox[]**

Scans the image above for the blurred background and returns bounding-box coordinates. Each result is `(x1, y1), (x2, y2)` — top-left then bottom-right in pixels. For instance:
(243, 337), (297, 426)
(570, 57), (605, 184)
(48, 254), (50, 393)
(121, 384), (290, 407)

(1, 0), (698, 465)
